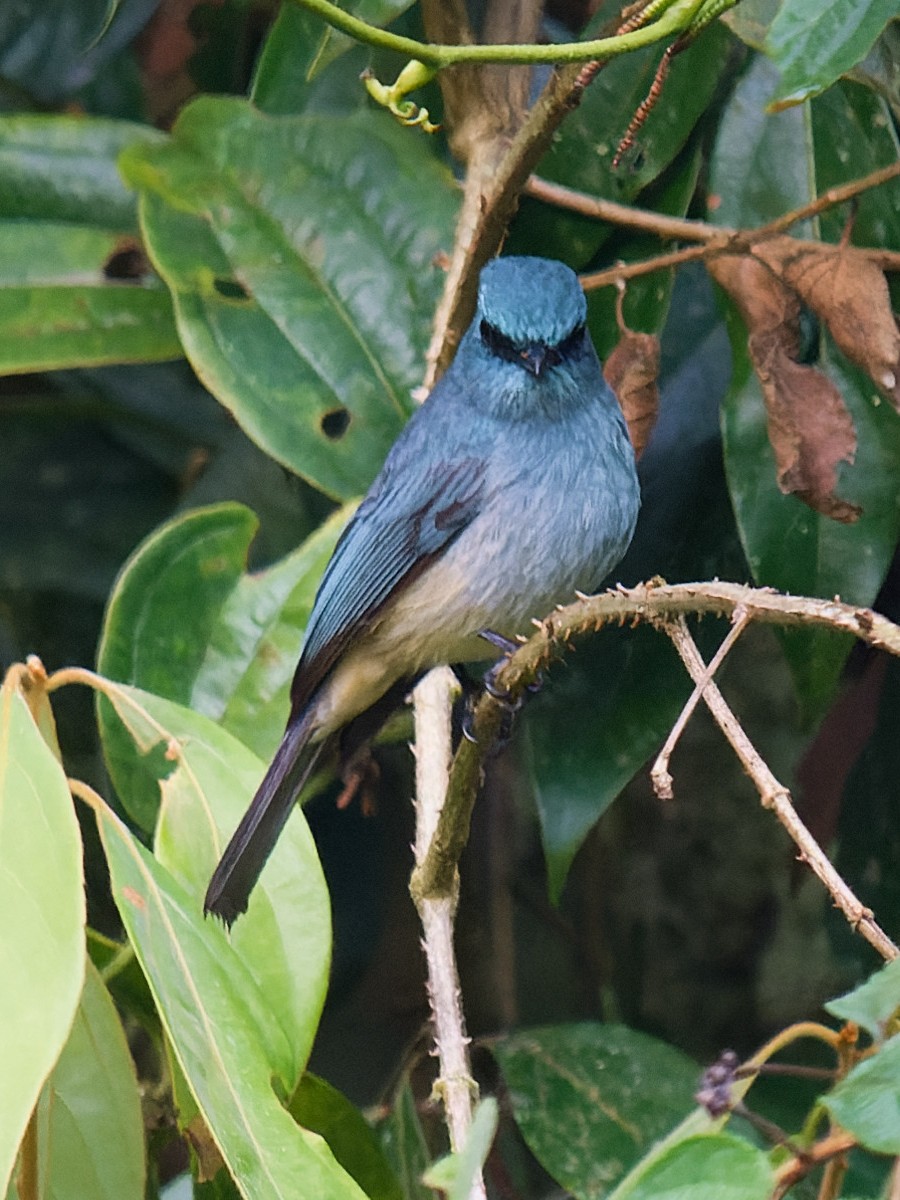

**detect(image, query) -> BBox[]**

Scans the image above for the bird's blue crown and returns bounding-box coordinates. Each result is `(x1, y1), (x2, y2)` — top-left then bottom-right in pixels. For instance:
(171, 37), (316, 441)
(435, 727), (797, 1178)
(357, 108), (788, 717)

(477, 256), (588, 348)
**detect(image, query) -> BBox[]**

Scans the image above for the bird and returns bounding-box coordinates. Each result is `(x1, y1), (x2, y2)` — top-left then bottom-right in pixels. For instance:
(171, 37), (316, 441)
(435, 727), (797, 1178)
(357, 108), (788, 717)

(204, 255), (641, 925)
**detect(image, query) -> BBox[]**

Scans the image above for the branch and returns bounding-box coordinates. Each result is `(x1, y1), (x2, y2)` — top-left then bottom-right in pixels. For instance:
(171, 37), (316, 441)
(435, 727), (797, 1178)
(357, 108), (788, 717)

(414, 581), (900, 960)
(664, 617), (897, 962)
(410, 668), (484, 1191)
(527, 161), (900, 291)
(285, 0), (732, 68)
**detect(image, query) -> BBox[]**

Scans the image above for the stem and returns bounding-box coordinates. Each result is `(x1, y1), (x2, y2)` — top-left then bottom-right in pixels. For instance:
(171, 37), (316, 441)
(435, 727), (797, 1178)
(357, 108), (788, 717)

(410, 669), (485, 1193)
(286, 0), (727, 67)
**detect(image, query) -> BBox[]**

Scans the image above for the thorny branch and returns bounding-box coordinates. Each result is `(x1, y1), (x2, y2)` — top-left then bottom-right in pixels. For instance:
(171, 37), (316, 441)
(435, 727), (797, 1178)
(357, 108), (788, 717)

(663, 616), (897, 962)
(413, 580), (900, 963)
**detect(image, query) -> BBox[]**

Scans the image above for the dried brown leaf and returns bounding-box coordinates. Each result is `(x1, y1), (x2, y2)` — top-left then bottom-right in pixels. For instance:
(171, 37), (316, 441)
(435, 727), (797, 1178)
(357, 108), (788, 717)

(753, 237), (900, 409)
(604, 329), (660, 458)
(709, 252), (860, 523)
(749, 328), (860, 523)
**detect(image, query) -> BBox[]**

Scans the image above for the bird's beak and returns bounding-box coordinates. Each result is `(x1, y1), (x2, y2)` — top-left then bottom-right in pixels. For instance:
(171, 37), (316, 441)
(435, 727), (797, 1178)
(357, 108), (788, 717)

(520, 343), (548, 377)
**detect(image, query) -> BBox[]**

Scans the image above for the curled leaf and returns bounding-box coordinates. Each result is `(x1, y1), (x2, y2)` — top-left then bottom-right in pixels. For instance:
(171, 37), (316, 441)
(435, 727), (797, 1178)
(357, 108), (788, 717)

(710, 252), (860, 522)
(753, 237), (900, 409)
(749, 327), (860, 523)
(603, 326), (660, 459)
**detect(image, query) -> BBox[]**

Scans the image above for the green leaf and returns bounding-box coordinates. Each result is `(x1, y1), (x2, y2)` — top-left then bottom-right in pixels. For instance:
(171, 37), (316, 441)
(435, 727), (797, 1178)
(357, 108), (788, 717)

(526, 627), (691, 901)
(825, 957), (900, 1041)
(508, 9), (733, 267)
(35, 957), (145, 1200)
(121, 97), (459, 498)
(610, 1133), (774, 1200)
(0, 225), (180, 373)
(422, 1099), (497, 1200)
(708, 53), (815, 231)
(766, 0), (899, 109)
(0, 678), (86, 1197)
(91, 715), (367, 1195)
(289, 1074), (403, 1200)
(252, 1), (416, 115)
(492, 1023), (700, 1199)
(823, 1036), (900, 1153)
(586, 141), (704, 360)
(94, 797), (365, 1200)
(0, 115), (161, 230)
(96, 680), (331, 1090)
(0, 115), (180, 372)
(810, 81), (900, 249)
(97, 502), (351, 830)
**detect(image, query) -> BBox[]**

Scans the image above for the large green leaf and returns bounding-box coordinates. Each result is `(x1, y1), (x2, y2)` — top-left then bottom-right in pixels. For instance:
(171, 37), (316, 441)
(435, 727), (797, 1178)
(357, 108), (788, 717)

(34, 957), (145, 1200)
(96, 680), (331, 1090)
(121, 98), (459, 499)
(0, 224), (179, 372)
(720, 329), (900, 710)
(0, 115), (160, 230)
(711, 58), (900, 713)
(526, 626), (693, 901)
(0, 115), (180, 372)
(97, 502), (351, 830)
(492, 1023), (700, 1200)
(766, 0), (899, 109)
(0, 678), (86, 1196)
(94, 791), (364, 1200)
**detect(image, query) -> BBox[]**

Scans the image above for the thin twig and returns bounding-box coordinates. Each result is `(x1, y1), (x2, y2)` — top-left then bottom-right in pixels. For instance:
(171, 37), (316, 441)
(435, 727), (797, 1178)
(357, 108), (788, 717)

(528, 161), (900, 291)
(772, 1132), (857, 1200)
(664, 616), (898, 962)
(651, 605), (750, 798)
(530, 160), (900, 245)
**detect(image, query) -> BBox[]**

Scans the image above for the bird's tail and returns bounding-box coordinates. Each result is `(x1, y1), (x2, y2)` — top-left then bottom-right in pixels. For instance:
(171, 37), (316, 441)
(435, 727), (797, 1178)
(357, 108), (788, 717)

(204, 710), (327, 926)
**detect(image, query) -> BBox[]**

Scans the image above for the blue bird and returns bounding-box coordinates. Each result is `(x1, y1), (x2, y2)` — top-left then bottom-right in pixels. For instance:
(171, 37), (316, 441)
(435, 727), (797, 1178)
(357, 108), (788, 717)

(204, 256), (640, 925)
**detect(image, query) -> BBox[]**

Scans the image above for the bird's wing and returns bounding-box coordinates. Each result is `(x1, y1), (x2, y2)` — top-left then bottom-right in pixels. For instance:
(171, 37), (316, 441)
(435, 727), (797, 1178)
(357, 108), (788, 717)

(290, 454), (486, 713)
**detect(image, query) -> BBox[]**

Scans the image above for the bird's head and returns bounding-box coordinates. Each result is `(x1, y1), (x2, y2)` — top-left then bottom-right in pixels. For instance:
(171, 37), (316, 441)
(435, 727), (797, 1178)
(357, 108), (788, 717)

(474, 256), (589, 381)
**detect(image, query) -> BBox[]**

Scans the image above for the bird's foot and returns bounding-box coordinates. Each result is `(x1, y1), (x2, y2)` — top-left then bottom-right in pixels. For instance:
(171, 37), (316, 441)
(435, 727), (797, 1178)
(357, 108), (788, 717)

(336, 750), (380, 816)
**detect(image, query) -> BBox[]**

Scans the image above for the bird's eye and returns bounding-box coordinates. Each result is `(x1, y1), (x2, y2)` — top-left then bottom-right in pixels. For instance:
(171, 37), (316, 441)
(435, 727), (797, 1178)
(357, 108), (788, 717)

(480, 319), (521, 365)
